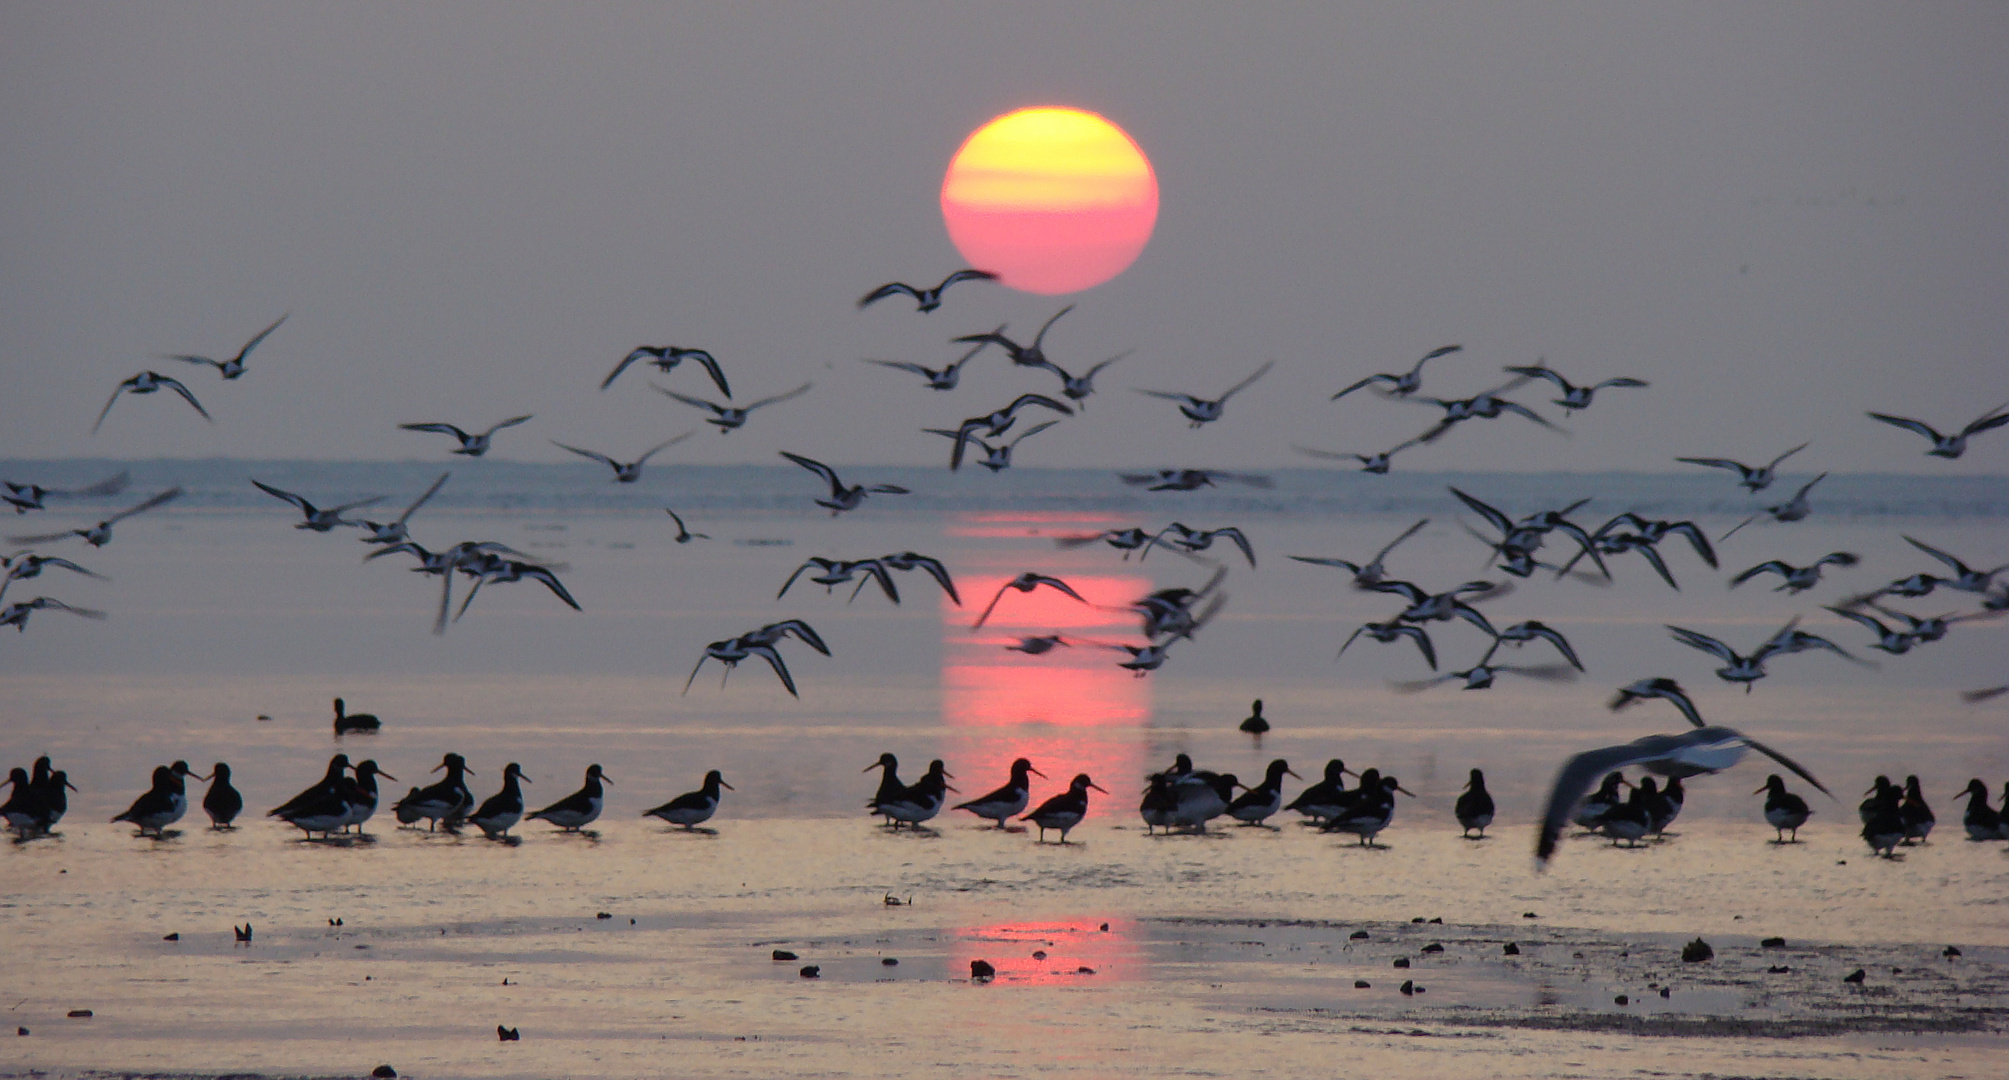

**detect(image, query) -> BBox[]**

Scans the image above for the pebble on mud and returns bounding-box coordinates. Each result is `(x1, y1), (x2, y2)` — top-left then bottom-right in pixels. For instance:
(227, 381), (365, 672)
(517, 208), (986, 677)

(1502, 943), (1521, 955)
(799, 965), (820, 979)
(1682, 938), (1714, 962)
(772, 950), (798, 961)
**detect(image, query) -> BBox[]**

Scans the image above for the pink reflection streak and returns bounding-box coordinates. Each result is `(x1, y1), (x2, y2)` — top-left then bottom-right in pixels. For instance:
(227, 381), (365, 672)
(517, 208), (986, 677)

(952, 918), (1141, 986)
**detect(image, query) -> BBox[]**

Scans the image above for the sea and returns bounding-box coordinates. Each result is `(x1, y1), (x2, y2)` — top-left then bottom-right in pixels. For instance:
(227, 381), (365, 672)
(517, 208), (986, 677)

(1, 457), (2005, 1079)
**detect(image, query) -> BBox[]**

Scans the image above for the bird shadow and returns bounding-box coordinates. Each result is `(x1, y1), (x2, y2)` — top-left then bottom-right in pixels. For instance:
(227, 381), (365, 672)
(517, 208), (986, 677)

(1767, 838), (1806, 846)
(657, 826), (719, 837)
(481, 834), (524, 847)
(873, 824), (942, 839)
(9, 830), (62, 846)
(299, 833), (377, 847)
(1460, 834), (1494, 842)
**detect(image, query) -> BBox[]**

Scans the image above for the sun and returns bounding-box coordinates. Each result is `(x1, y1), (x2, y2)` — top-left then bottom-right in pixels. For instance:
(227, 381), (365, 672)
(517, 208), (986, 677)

(940, 107), (1159, 296)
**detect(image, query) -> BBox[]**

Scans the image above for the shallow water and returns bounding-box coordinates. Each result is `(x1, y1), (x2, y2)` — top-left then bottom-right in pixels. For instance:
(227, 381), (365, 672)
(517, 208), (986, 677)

(3, 473), (2006, 1077)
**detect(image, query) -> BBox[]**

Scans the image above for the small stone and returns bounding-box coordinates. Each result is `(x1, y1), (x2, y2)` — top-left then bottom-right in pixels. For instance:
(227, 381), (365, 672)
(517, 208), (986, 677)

(66, 1010), (91, 1018)
(372, 1067), (397, 1079)
(799, 965), (820, 979)
(1681, 938), (1714, 963)
(771, 950), (797, 961)
(1076, 966), (1095, 975)
(1768, 965), (1790, 973)
(1428, 917), (1442, 924)
(1411, 917), (1425, 924)
(882, 958), (898, 966)
(1031, 950), (1047, 960)
(1354, 980), (1371, 989)
(1399, 980), (1415, 996)
(1657, 987), (1669, 998)
(970, 959), (995, 981)
(1349, 930), (1370, 940)
(496, 1025), (520, 1041)
(1614, 994), (1629, 1005)
(163, 933), (179, 941)
(1761, 937), (1786, 948)
(1523, 912), (1538, 919)
(16, 1028), (27, 1036)
(1392, 957), (1410, 968)
(1421, 943), (1444, 954)
(1502, 943), (1520, 956)
(596, 912), (612, 920)
(1944, 946), (1962, 958)
(1844, 968), (1866, 984)
(1099, 923), (1109, 932)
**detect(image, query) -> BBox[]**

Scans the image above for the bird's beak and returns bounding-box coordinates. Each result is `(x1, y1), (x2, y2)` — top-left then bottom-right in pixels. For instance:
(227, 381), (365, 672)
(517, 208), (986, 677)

(1342, 767), (1359, 778)
(1396, 785), (1418, 797)
(946, 784), (959, 793)
(863, 762), (881, 773)
(720, 780), (735, 790)
(194, 770), (213, 781)
(433, 763), (446, 773)
(378, 770), (397, 782)
(521, 774), (532, 784)
(465, 766), (476, 776)
(601, 774), (613, 785)
(1287, 770), (1303, 780)
(1753, 784), (1768, 795)
(65, 779), (79, 792)
(1031, 767), (1048, 779)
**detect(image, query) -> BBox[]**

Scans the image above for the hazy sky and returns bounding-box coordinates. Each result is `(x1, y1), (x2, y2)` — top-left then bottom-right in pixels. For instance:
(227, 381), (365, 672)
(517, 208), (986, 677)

(3, 3), (2004, 474)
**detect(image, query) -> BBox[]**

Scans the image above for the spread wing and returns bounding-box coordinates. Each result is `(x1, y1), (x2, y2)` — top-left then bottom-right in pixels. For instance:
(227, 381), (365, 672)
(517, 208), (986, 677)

(251, 480), (313, 515)
(744, 382), (813, 412)
(551, 441), (618, 469)
(400, 422), (472, 440)
(483, 415), (534, 436)
(1867, 412), (1938, 442)
(858, 281), (923, 308)
(655, 385), (724, 415)
(1218, 360), (1274, 401)
(635, 430), (697, 464)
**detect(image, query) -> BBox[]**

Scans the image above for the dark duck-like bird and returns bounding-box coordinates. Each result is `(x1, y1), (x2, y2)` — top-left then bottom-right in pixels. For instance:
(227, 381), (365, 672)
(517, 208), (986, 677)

(201, 762), (243, 828)
(1021, 774), (1107, 843)
(1756, 774), (1811, 842)
(1954, 779), (2002, 841)
(467, 762), (531, 839)
(1239, 699), (1269, 735)
(526, 764), (610, 832)
(332, 697), (380, 735)
(1455, 768), (1495, 838)
(643, 769), (732, 830)
(953, 758), (1045, 828)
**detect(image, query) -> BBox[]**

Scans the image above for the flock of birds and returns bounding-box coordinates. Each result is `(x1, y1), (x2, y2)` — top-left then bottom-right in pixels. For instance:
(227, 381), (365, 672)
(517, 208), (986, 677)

(5, 267), (2007, 867)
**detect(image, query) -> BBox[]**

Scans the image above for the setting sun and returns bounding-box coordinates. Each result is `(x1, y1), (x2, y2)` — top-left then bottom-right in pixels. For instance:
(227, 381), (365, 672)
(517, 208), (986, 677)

(940, 107), (1159, 295)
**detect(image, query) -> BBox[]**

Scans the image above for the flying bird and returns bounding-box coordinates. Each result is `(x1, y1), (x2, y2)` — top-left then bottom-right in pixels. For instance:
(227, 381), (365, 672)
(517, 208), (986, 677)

(779, 452), (909, 515)
(953, 304), (1075, 370)
(1054, 527), (1158, 559)
(163, 314), (288, 381)
(655, 382), (812, 433)
(451, 557), (581, 624)
(8, 486), (182, 548)
(92, 372), (212, 434)
(664, 509), (709, 543)
(1494, 620), (1584, 671)
(1337, 619), (1439, 670)
(1291, 440), (1423, 475)
(1118, 469), (1272, 492)
(1502, 361), (1648, 414)
(1133, 360), (1273, 427)
(1898, 535), (2009, 595)
(2, 470), (130, 514)
(0, 552), (108, 607)
(1330, 345), (1462, 400)
(862, 341), (986, 391)
(1289, 517), (1429, 587)
(857, 268), (997, 312)
(600, 345), (731, 397)
(354, 472), (450, 546)
(1039, 349), (1132, 408)
(1665, 617), (1857, 691)
(1729, 552), (1859, 593)
(1143, 522), (1257, 568)
(0, 595), (108, 631)
(550, 431), (695, 482)
(1412, 381), (1559, 444)
(1675, 442), (1808, 493)
(398, 415), (533, 457)
(250, 480), (384, 532)
(879, 551), (961, 605)
(943, 394), (1073, 470)
(1720, 472), (1828, 540)
(925, 419), (1059, 473)
(973, 572), (1091, 629)
(1865, 401), (2009, 459)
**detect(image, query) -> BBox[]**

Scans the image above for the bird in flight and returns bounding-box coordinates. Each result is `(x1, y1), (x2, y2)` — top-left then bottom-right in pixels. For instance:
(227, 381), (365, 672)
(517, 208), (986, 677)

(164, 314), (288, 381)
(1720, 472), (1828, 540)
(664, 509), (709, 543)
(93, 372), (211, 434)
(656, 383), (812, 433)
(779, 452), (909, 515)
(1118, 469), (1272, 492)
(1134, 361), (1273, 427)
(926, 420), (1060, 473)
(1038, 349), (1132, 409)
(862, 341), (987, 391)
(1729, 552), (1859, 594)
(3, 470), (130, 514)
(954, 304), (1075, 370)
(8, 487), (182, 548)
(1865, 401), (2009, 460)
(1, 595), (108, 632)
(1290, 517), (1429, 587)
(1675, 442), (1808, 493)
(857, 269), (997, 313)
(1502, 361), (1648, 414)
(1330, 345), (1462, 401)
(973, 572), (1091, 629)
(250, 480), (384, 532)
(600, 345), (731, 397)
(355, 472), (450, 546)
(943, 394), (1073, 471)
(550, 431), (695, 482)
(1291, 440), (1422, 475)
(398, 415), (533, 457)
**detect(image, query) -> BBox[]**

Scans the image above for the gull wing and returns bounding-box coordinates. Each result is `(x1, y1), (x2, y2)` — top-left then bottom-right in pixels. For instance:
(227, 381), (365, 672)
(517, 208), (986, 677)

(157, 376), (211, 422)
(634, 430), (697, 465)
(857, 281), (923, 308)
(1029, 304), (1075, 349)
(482, 415), (534, 436)
(1330, 373), (1392, 401)
(1730, 561), (1790, 588)
(677, 349), (732, 398)
(1668, 625), (1739, 663)
(761, 619), (829, 655)
(1867, 412), (1938, 442)
(937, 268), (998, 291)
(779, 452), (843, 497)
(901, 555), (961, 605)
(395, 472), (450, 526)
(400, 421), (472, 440)
(1766, 442), (1810, 470)
(233, 313), (289, 363)
(107, 486), (183, 524)
(745, 382), (814, 412)
(1217, 360), (1274, 401)
(251, 480), (314, 515)
(656, 385), (725, 415)
(551, 441), (618, 469)
(1449, 487), (1513, 536)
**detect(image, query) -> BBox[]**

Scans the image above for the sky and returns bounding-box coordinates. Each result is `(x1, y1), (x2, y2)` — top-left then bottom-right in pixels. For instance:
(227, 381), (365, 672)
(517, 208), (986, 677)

(3, 3), (2005, 474)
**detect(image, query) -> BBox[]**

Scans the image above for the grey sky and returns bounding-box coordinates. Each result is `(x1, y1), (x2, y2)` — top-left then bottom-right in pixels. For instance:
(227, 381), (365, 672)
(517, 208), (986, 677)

(3, 3), (2004, 474)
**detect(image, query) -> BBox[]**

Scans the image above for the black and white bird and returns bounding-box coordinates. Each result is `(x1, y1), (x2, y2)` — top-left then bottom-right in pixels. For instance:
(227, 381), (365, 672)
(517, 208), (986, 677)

(251, 480), (383, 532)
(954, 758), (1046, 827)
(1722, 473), (1832, 543)
(1143, 522), (1256, 568)
(201, 762), (243, 828)
(2, 469), (129, 514)
(1391, 636), (1578, 692)
(1953, 779), (2002, 841)
(271, 754), (350, 823)
(1038, 350), (1132, 408)
(1360, 577), (1502, 635)
(863, 341), (987, 391)
(1861, 781), (1906, 858)
(1411, 380), (1559, 444)
(1494, 620), (1585, 671)
(1665, 618), (1856, 691)
(1824, 605), (1919, 655)
(338, 759), (396, 833)
(354, 472), (450, 546)
(452, 557), (582, 624)
(466, 762), (531, 839)
(776, 556), (899, 605)
(1675, 442), (1808, 493)
(551, 431), (695, 482)
(877, 760), (955, 827)
(1729, 552), (1859, 593)
(857, 269), (997, 312)
(1502, 361), (1648, 414)
(1290, 440), (1425, 475)
(926, 419), (1060, 473)
(0, 595), (108, 631)
(1866, 401), (2009, 459)
(1454, 768), (1495, 838)
(685, 619), (828, 698)
(92, 371), (212, 433)
(1225, 759), (1301, 826)
(664, 509), (709, 542)
(973, 572), (1091, 629)
(779, 452), (910, 515)
(1755, 774), (1812, 842)
(1899, 536), (2009, 595)
(864, 752), (906, 824)
(644, 770), (733, 830)
(878, 552), (962, 605)
(1133, 360), (1273, 427)
(1021, 774), (1107, 843)
(526, 764), (610, 832)
(1451, 487), (1605, 580)
(943, 394), (1074, 471)
(1330, 345), (1462, 400)
(7, 485), (180, 548)
(392, 753), (476, 831)
(656, 383), (812, 433)
(164, 314), (288, 381)
(600, 346), (731, 397)
(1004, 634), (1070, 655)
(398, 415), (533, 457)
(1284, 759), (1356, 825)
(1324, 772), (1412, 846)
(112, 762), (201, 837)
(1572, 772), (1630, 831)
(953, 304), (1075, 370)
(1118, 469), (1272, 492)
(1337, 619), (1439, 671)
(1289, 517), (1429, 587)
(1055, 527), (1158, 559)
(1899, 775), (1935, 843)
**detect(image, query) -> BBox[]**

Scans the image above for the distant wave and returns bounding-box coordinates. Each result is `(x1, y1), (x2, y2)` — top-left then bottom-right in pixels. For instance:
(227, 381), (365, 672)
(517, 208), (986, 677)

(3, 458), (2004, 519)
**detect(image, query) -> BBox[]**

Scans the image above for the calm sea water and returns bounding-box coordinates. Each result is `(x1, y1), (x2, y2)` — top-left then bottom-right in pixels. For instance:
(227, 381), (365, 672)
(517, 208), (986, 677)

(2, 460), (2005, 1078)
